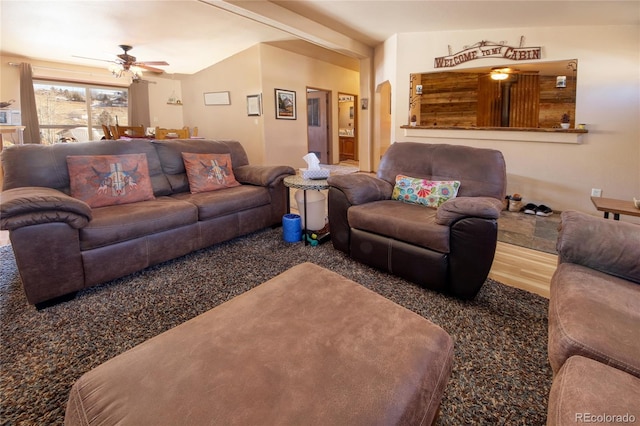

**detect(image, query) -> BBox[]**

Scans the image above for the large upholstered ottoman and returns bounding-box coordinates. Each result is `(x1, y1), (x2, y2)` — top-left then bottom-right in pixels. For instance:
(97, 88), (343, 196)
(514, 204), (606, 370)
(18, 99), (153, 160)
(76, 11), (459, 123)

(65, 262), (454, 425)
(547, 356), (640, 425)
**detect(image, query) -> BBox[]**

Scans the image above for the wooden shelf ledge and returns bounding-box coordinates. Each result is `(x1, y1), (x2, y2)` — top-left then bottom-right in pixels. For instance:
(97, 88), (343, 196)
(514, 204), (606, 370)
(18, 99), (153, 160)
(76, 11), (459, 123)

(401, 125), (587, 144)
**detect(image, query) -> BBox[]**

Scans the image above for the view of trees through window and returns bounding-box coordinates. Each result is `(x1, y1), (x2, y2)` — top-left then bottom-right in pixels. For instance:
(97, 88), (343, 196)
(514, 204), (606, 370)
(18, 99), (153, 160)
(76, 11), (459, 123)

(34, 81), (128, 144)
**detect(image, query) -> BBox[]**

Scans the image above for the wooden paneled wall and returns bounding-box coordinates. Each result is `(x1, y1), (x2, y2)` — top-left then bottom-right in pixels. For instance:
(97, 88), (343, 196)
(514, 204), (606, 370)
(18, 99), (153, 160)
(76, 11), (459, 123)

(418, 72), (477, 127)
(539, 75), (576, 128)
(510, 74), (540, 127)
(477, 75), (502, 127)
(415, 72), (576, 128)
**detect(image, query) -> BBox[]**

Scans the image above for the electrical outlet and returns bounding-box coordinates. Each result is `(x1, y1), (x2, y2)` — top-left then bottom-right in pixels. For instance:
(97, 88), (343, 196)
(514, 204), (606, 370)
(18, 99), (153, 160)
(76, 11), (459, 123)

(591, 188), (602, 197)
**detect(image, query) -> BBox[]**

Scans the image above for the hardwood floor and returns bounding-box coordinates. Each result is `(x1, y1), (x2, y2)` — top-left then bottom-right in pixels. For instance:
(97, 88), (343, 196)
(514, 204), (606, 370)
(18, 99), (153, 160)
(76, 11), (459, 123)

(489, 241), (555, 298)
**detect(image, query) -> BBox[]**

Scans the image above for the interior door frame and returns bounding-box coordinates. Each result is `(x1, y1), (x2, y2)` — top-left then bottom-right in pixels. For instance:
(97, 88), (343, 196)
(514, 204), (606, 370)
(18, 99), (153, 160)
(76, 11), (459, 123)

(338, 92), (358, 162)
(306, 87), (332, 164)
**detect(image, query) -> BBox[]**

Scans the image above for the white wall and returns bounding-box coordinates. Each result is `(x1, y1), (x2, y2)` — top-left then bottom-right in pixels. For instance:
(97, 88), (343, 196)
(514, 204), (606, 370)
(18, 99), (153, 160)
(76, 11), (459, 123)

(259, 44), (360, 168)
(146, 75), (184, 130)
(375, 25), (640, 221)
(180, 44), (359, 168)
(180, 45), (265, 164)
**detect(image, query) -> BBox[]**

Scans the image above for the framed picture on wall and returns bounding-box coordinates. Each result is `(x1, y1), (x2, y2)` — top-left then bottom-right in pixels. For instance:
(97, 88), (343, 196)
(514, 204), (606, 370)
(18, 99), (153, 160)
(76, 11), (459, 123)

(275, 89), (296, 120)
(247, 94), (261, 116)
(204, 91), (231, 105)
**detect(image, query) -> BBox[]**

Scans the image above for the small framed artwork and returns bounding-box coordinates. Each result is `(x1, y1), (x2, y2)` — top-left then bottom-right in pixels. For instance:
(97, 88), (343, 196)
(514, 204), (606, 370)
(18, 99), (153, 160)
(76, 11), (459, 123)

(556, 76), (567, 88)
(204, 91), (231, 105)
(275, 89), (296, 120)
(247, 94), (261, 116)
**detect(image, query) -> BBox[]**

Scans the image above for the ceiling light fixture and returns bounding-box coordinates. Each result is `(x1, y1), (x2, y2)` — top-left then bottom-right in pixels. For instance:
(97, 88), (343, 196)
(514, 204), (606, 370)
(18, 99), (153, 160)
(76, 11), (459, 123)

(490, 67), (511, 81)
(108, 63), (143, 83)
(491, 72), (509, 81)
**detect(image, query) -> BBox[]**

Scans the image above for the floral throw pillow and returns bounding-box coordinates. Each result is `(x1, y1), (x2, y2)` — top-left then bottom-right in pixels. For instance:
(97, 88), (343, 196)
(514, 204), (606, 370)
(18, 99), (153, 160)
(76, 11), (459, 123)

(182, 152), (241, 194)
(392, 175), (460, 208)
(67, 154), (155, 208)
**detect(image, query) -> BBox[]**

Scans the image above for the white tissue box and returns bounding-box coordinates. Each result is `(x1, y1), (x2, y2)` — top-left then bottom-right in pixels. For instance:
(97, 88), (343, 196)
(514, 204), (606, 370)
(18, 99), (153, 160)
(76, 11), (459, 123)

(301, 168), (330, 180)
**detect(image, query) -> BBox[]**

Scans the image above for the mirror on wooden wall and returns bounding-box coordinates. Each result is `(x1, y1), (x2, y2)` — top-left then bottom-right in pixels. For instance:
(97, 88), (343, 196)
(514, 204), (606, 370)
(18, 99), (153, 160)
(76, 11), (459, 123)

(338, 93), (357, 161)
(409, 59), (577, 129)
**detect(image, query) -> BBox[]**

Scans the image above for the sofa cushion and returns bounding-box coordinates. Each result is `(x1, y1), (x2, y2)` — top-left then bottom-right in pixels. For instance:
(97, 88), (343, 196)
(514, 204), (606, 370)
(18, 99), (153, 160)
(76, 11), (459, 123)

(152, 140), (249, 193)
(171, 185), (270, 221)
(548, 262), (640, 378)
(80, 197), (198, 250)
(182, 152), (241, 194)
(392, 175), (460, 207)
(67, 154), (156, 208)
(557, 210), (640, 284)
(2, 140), (172, 196)
(348, 200), (450, 253)
(547, 356), (640, 425)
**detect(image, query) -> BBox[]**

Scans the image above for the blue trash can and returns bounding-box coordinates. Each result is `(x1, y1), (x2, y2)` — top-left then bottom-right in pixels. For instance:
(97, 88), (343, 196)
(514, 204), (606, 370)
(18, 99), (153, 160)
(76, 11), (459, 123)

(282, 214), (302, 243)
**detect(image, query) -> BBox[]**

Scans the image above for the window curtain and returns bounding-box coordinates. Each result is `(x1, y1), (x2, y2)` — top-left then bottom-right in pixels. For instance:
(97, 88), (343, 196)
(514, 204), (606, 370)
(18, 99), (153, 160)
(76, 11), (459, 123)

(19, 63), (41, 144)
(128, 81), (150, 128)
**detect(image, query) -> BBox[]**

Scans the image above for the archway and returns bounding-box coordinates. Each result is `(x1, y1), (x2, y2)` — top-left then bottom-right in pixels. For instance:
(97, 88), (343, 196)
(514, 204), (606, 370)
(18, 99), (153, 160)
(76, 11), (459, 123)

(373, 80), (392, 172)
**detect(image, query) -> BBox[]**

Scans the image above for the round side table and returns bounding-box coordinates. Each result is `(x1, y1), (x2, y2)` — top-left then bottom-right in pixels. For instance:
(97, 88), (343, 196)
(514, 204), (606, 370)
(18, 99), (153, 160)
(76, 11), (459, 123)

(283, 175), (330, 245)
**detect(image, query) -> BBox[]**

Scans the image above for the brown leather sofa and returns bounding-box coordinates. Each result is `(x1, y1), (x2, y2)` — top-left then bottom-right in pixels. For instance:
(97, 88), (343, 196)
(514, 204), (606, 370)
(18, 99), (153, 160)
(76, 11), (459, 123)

(327, 142), (506, 299)
(1, 139), (294, 308)
(547, 211), (640, 423)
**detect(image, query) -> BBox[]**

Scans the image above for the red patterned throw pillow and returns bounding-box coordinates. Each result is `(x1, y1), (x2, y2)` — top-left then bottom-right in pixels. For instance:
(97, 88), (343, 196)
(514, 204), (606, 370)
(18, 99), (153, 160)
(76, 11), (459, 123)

(67, 154), (155, 208)
(181, 152), (240, 194)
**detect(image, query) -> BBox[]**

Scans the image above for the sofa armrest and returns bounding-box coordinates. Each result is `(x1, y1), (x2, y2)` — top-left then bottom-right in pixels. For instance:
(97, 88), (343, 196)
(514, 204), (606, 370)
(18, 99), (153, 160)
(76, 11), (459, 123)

(435, 196), (503, 226)
(0, 186), (91, 231)
(557, 210), (640, 284)
(327, 174), (393, 205)
(234, 165), (295, 187)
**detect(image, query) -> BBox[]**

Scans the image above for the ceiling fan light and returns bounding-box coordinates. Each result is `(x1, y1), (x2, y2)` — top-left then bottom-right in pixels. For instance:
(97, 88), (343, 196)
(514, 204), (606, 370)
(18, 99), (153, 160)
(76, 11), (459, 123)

(130, 66), (144, 77)
(108, 63), (124, 77)
(491, 72), (509, 81)
(108, 63), (143, 83)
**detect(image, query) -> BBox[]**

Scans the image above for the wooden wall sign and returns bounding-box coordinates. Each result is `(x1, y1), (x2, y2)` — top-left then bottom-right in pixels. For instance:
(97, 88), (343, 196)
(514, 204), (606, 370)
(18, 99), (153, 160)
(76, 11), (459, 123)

(434, 36), (541, 68)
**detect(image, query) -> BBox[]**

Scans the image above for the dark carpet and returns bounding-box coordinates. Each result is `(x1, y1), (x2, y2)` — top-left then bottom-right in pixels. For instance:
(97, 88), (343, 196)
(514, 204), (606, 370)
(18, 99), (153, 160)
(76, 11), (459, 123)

(0, 227), (552, 425)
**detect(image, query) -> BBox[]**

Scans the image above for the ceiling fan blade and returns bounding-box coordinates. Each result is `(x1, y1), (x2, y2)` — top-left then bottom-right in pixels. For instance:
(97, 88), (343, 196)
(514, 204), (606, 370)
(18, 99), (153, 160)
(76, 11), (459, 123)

(138, 61), (169, 66)
(73, 46), (168, 74)
(137, 63), (166, 73)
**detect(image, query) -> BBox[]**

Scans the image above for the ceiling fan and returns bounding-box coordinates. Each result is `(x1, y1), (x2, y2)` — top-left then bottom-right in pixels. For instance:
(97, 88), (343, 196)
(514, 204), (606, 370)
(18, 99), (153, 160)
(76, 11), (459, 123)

(73, 44), (169, 75)
(487, 67), (538, 81)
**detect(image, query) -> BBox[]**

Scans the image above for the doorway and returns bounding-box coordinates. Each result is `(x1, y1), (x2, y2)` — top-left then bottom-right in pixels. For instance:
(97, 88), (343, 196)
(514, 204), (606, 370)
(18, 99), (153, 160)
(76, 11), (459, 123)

(374, 81), (392, 171)
(338, 93), (357, 163)
(306, 88), (331, 164)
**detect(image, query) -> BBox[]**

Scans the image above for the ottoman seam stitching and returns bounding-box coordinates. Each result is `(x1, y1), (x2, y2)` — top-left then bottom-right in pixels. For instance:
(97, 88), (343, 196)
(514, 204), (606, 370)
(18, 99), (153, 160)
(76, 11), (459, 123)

(420, 341), (454, 425)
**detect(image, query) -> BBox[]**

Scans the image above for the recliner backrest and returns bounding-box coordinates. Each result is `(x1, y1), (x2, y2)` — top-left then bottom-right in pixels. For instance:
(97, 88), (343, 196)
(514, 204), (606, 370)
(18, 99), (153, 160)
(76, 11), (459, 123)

(377, 142), (506, 199)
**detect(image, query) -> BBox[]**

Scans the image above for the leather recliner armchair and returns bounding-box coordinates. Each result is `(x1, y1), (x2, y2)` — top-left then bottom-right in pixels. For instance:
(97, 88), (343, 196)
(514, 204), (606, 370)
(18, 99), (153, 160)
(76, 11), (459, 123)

(327, 142), (506, 299)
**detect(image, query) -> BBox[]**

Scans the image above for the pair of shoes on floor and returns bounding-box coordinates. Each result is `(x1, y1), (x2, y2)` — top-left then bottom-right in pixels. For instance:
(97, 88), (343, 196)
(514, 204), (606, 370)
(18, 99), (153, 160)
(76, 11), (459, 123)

(522, 203), (553, 217)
